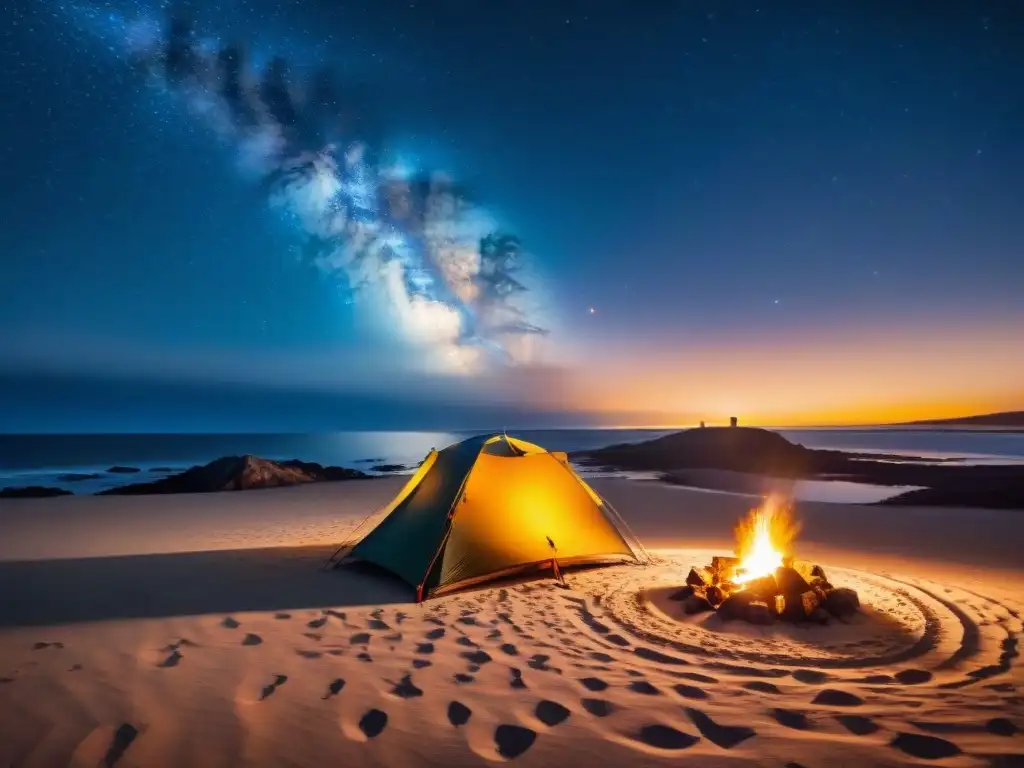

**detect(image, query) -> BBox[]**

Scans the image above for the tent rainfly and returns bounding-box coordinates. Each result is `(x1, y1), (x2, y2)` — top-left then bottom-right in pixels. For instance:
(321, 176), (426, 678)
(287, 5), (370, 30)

(334, 433), (642, 600)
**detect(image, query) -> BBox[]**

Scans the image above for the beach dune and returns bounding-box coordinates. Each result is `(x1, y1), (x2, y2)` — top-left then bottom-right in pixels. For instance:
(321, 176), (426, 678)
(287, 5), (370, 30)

(1, 478), (1021, 766)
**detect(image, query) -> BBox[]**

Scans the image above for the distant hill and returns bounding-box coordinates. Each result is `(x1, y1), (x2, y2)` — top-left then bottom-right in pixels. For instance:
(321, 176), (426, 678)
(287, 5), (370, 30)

(901, 411), (1024, 428)
(99, 455), (369, 495)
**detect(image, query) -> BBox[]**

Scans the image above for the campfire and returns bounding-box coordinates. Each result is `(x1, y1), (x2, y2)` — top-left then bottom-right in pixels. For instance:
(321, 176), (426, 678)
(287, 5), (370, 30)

(672, 496), (860, 624)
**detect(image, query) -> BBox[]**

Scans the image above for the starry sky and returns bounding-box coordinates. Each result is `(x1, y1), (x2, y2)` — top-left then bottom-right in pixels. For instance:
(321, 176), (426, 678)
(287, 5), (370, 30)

(1, 0), (1021, 432)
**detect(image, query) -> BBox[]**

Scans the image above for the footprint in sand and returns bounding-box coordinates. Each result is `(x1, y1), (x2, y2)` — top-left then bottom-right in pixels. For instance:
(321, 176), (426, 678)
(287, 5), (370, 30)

(242, 634), (263, 647)
(389, 674), (423, 699)
(634, 647), (687, 665)
(460, 650), (492, 665)
(274, 613), (291, 620)
(792, 669), (832, 684)
(685, 708), (756, 749)
(259, 674), (288, 701)
(589, 651), (613, 663)
(743, 681), (781, 694)
(636, 724), (699, 751)
(771, 709), (814, 731)
(32, 641), (65, 650)
(986, 718), (1018, 737)
(350, 632), (371, 645)
(536, 700), (571, 727)
(221, 617), (240, 629)
(894, 669), (933, 685)
(673, 671), (717, 684)
(425, 628), (446, 640)
(412, 659), (432, 669)
(448, 701), (472, 727)
(322, 678), (345, 699)
(456, 636), (479, 648)
(527, 654), (560, 673)
(358, 709), (388, 739)
(357, 652), (372, 663)
(307, 617), (328, 629)
(605, 634), (630, 647)
(158, 650), (183, 668)
(580, 677), (608, 692)
(672, 683), (709, 700)
(454, 673), (475, 684)
(835, 715), (879, 736)
(102, 723), (139, 767)
(500, 643), (518, 656)
(509, 668), (527, 689)
(296, 650), (321, 659)
(889, 732), (961, 760)
(494, 724), (536, 758)
(368, 618), (390, 630)
(812, 689), (863, 707)
(581, 698), (613, 717)
(628, 680), (661, 696)
(415, 642), (434, 655)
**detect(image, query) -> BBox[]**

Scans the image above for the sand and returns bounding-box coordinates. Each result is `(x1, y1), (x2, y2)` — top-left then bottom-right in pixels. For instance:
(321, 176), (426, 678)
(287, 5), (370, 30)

(0, 478), (1021, 766)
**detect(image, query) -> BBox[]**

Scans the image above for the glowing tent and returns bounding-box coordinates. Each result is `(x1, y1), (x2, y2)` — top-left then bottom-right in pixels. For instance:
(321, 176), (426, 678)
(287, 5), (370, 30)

(335, 433), (643, 600)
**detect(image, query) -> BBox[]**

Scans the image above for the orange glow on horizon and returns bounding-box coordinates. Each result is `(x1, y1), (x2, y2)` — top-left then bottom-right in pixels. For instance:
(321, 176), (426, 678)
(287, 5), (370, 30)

(549, 320), (1024, 427)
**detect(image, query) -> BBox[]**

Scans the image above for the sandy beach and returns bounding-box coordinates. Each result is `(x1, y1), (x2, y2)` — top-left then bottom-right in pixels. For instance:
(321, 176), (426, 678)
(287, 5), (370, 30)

(1, 477), (1021, 766)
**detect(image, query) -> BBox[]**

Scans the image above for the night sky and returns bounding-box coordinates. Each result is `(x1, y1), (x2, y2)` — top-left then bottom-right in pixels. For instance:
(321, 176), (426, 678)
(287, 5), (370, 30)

(1, 0), (1021, 431)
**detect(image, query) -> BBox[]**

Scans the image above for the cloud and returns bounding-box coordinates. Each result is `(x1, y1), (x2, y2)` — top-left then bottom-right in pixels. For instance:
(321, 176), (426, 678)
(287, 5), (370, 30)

(116, 12), (549, 373)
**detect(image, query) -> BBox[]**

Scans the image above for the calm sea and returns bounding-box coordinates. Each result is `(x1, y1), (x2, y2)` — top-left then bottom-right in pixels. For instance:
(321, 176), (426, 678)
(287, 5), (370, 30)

(1, 428), (1022, 500)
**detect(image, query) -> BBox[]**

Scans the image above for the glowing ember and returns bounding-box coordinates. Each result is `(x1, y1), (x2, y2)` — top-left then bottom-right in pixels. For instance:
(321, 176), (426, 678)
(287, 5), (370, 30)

(733, 495), (801, 584)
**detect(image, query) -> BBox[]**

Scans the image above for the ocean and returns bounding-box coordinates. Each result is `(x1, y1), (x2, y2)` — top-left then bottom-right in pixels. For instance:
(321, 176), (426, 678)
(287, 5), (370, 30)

(1, 427), (1022, 501)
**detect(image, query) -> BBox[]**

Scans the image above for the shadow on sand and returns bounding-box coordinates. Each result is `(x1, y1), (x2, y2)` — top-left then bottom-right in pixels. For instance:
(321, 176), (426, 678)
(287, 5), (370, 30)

(0, 545), (414, 628)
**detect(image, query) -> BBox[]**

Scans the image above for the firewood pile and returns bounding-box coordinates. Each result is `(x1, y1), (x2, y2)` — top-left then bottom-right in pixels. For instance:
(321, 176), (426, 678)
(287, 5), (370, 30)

(669, 555), (860, 625)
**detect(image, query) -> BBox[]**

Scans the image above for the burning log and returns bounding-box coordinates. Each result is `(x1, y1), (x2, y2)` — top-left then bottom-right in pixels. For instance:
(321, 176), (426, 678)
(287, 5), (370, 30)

(670, 496), (860, 625)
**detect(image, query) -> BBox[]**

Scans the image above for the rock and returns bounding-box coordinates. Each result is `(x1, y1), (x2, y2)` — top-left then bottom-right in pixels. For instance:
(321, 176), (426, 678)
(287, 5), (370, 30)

(682, 593), (713, 615)
(747, 601), (774, 625)
(107, 466), (141, 474)
(774, 566), (811, 596)
(668, 585), (694, 601)
(99, 455), (370, 496)
(717, 590), (757, 621)
(705, 585), (725, 607)
(686, 567), (714, 587)
(711, 556), (739, 579)
(56, 473), (101, 482)
(824, 588), (860, 617)
(0, 486), (73, 498)
(743, 574), (778, 598)
(775, 590), (820, 621)
(810, 608), (831, 625)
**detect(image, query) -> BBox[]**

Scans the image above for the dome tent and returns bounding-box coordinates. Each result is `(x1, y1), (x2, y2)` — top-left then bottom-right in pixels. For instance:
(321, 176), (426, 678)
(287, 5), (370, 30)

(334, 433), (642, 600)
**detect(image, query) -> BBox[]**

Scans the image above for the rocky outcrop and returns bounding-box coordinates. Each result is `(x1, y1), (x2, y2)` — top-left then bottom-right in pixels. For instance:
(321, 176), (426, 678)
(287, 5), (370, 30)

(98, 455), (369, 495)
(574, 426), (1024, 510)
(0, 486), (73, 498)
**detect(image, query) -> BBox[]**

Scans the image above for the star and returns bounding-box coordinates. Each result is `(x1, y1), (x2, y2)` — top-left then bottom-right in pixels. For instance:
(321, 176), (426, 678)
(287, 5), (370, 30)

(588, 307), (596, 314)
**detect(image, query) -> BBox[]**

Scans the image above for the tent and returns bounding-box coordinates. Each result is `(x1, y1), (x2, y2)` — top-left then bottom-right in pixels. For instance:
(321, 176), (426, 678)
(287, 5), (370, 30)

(336, 433), (644, 600)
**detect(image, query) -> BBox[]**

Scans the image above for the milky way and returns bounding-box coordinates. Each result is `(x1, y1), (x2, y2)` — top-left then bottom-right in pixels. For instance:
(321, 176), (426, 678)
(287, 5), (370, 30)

(64, 3), (548, 373)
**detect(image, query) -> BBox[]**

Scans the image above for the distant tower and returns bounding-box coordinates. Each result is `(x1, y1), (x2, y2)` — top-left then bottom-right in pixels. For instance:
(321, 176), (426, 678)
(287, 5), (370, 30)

(730, 416), (738, 427)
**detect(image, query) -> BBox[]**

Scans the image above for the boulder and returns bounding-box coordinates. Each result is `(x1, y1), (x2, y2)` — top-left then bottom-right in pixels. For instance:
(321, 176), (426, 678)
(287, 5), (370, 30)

(705, 585), (725, 607)
(810, 608), (831, 625)
(682, 593), (713, 615)
(824, 587), (860, 617)
(686, 567), (714, 587)
(668, 585), (694, 602)
(747, 601), (774, 625)
(774, 566), (812, 596)
(775, 589), (821, 621)
(717, 590), (757, 621)
(743, 574), (778, 599)
(711, 556), (739, 579)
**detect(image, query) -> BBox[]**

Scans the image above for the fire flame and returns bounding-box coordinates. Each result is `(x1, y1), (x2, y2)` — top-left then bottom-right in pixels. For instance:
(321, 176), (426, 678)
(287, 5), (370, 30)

(733, 495), (801, 584)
